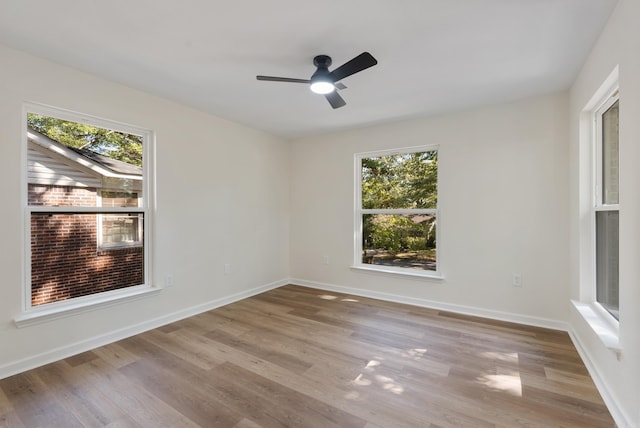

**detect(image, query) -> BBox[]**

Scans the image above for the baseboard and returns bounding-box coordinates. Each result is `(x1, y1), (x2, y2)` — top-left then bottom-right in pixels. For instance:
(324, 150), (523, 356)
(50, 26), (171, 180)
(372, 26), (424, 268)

(289, 278), (569, 332)
(568, 329), (633, 428)
(0, 278), (287, 380)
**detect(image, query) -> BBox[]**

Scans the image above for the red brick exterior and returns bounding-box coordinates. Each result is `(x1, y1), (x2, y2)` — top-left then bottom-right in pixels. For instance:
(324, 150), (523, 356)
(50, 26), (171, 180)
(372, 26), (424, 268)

(29, 184), (144, 306)
(29, 185), (97, 207)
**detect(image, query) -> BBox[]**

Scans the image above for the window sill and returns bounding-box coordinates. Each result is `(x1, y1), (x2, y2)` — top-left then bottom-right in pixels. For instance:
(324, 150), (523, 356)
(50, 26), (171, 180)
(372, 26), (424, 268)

(98, 244), (143, 251)
(571, 300), (621, 358)
(351, 264), (444, 280)
(14, 285), (162, 328)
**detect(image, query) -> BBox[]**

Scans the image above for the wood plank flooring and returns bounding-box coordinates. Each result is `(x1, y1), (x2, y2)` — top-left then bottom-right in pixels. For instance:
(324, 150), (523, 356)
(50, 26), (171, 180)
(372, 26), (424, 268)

(0, 285), (615, 427)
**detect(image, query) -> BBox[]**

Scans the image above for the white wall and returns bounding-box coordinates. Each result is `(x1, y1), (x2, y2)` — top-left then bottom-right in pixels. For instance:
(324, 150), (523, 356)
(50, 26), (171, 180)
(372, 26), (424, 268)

(569, 0), (640, 426)
(290, 92), (570, 327)
(0, 44), (290, 375)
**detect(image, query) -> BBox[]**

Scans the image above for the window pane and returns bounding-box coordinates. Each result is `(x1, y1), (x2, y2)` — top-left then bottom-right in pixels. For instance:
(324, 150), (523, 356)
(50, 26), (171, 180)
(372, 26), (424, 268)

(362, 151), (438, 209)
(596, 210), (619, 320)
(30, 212), (145, 306)
(100, 192), (142, 248)
(27, 114), (143, 207)
(362, 213), (436, 271)
(602, 100), (619, 205)
(101, 214), (142, 245)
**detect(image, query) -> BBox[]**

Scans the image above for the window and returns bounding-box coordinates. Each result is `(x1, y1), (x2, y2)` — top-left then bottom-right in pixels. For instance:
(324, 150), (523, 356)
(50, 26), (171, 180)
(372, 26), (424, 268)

(594, 94), (619, 320)
(572, 68), (620, 353)
(98, 191), (143, 249)
(24, 105), (153, 312)
(355, 147), (439, 276)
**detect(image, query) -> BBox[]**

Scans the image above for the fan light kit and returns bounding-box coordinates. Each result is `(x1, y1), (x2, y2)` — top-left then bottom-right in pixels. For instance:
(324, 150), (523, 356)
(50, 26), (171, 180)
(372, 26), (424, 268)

(257, 52), (378, 108)
(310, 80), (334, 95)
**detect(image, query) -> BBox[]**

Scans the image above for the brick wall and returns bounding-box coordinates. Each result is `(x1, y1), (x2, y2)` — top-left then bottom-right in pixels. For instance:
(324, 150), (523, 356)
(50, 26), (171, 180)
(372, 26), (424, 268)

(29, 185), (97, 207)
(29, 184), (144, 306)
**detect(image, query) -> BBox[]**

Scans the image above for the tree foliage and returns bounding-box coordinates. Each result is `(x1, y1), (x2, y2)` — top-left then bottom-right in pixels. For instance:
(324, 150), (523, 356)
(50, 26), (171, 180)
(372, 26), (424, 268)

(362, 151), (437, 209)
(362, 151), (438, 261)
(27, 114), (143, 167)
(365, 214), (435, 253)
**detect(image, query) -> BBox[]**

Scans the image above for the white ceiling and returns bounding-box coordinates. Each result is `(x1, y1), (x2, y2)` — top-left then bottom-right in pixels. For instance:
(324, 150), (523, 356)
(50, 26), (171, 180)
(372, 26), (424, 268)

(0, 0), (617, 139)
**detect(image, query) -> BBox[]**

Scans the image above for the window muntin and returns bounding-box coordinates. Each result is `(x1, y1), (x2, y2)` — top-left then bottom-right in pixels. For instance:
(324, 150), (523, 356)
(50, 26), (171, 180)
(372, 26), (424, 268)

(25, 106), (151, 309)
(594, 94), (619, 320)
(356, 148), (439, 274)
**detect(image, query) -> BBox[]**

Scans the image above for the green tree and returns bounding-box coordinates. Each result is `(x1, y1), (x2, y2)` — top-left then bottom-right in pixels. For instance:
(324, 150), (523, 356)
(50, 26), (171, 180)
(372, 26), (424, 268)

(27, 114), (143, 167)
(362, 151), (437, 209)
(362, 150), (438, 259)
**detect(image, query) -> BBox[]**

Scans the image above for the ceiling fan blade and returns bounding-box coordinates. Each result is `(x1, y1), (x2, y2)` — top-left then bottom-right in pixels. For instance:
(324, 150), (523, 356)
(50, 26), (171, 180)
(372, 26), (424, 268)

(256, 75), (310, 84)
(325, 91), (346, 109)
(329, 52), (377, 83)
(335, 82), (347, 90)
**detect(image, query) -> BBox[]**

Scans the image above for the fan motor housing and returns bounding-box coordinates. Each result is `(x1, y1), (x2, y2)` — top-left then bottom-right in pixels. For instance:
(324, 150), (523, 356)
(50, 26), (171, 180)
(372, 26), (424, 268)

(313, 55), (332, 69)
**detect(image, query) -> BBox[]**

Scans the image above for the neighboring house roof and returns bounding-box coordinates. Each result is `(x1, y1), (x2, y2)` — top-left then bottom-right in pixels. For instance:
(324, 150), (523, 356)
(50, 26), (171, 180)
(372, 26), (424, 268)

(67, 145), (142, 176)
(27, 127), (142, 190)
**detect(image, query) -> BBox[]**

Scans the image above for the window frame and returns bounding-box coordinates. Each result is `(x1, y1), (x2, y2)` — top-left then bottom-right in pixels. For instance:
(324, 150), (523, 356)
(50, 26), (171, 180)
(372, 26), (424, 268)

(18, 102), (157, 325)
(592, 90), (620, 321)
(572, 67), (620, 355)
(353, 145), (442, 279)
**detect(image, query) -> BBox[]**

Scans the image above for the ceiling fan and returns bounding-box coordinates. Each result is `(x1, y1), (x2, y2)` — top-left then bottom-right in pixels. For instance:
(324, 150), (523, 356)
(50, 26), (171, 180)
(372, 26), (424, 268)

(256, 52), (378, 109)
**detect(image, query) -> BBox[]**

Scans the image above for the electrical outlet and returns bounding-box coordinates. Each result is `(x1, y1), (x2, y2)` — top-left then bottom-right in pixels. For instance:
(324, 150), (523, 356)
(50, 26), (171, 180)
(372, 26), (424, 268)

(224, 263), (231, 275)
(165, 275), (174, 287)
(322, 255), (329, 265)
(512, 273), (522, 287)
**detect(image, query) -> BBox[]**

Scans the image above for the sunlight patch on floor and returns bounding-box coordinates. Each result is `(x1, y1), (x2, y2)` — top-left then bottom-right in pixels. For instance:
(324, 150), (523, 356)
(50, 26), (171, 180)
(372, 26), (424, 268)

(401, 348), (427, 360)
(477, 368), (523, 397)
(478, 351), (519, 364)
(349, 358), (404, 396)
(365, 359), (381, 369)
(375, 374), (404, 394)
(317, 294), (359, 303)
(353, 373), (372, 386)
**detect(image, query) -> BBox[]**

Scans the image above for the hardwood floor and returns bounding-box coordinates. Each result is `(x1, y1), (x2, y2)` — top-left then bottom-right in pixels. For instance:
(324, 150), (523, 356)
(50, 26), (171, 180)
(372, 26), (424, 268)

(0, 285), (615, 427)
